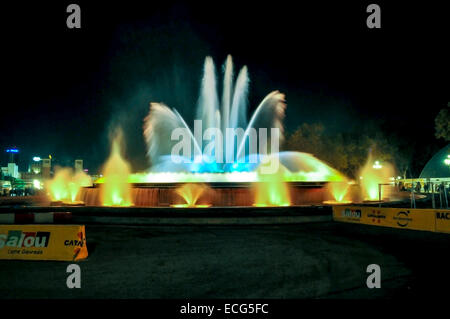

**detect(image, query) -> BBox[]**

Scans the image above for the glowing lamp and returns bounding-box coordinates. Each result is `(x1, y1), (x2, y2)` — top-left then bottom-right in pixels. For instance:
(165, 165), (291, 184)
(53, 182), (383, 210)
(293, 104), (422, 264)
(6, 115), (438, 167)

(373, 161), (382, 169)
(33, 179), (42, 190)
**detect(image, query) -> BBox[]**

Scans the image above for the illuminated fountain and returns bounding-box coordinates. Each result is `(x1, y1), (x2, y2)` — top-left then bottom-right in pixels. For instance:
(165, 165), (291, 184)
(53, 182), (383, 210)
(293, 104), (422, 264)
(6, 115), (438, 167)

(171, 183), (212, 208)
(323, 181), (353, 205)
(80, 55), (347, 207)
(141, 56), (344, 180)
(100, 129), (133, 206)
(47, 167), (92, 205)
(253, 158), (291, 207)
(358, 154), (396, 202)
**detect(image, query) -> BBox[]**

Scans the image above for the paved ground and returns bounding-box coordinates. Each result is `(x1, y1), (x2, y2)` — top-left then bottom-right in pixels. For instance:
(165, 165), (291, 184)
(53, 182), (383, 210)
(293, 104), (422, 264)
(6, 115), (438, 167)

(0, 222), (448, 299)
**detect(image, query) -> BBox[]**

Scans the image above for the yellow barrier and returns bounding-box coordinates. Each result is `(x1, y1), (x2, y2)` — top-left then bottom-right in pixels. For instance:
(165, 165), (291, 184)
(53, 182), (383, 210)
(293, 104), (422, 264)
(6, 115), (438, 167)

(0, 225), (88, 261)
(333, 206), (450, 234)
(435, 211), (450, 233)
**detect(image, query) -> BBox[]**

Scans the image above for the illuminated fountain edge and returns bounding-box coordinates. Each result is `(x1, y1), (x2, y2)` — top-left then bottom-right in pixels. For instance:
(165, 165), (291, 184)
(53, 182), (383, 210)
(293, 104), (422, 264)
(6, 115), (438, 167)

(77, 152), (347, 207)
(77, 179), (330, 208)
(70, 179), (409, 208)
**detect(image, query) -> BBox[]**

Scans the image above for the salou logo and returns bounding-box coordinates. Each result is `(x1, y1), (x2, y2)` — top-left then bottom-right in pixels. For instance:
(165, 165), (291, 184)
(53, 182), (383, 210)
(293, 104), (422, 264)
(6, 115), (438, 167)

(0, 231), (50, 249)
(342, 209), (362, 219)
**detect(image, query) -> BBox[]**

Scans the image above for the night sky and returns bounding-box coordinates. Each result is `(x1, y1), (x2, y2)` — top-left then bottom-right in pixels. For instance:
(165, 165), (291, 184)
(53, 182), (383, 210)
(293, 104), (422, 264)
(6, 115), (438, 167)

(2, 1), (448, 173)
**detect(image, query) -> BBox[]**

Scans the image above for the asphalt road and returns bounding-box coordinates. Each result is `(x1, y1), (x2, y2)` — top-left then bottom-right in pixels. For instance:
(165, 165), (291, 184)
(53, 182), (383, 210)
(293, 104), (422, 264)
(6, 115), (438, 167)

(0, 222), (448, 299)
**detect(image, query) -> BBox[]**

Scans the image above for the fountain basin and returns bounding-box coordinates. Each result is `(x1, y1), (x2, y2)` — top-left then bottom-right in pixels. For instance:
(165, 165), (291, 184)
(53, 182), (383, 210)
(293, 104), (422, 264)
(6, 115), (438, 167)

(77, 181), (328, 207)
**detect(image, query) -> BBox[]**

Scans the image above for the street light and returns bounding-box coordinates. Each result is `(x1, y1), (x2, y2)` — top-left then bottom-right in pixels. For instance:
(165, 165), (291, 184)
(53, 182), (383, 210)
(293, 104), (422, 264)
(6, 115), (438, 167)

(373, 160), (382, 169)
(33, 179), (42, 190)
(444, 155), (450, 166)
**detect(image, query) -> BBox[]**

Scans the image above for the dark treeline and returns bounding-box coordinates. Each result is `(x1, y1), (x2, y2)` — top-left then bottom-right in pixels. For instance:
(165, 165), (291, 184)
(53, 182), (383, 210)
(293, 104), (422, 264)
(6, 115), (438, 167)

(283, 118), (448, 179)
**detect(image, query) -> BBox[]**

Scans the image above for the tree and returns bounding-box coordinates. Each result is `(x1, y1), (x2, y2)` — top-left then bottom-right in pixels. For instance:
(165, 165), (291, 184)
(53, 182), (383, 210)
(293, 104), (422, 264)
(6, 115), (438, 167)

(435, 102), (450, 141)
(284, 123), (326, 156)
(284, 122), (411, 179)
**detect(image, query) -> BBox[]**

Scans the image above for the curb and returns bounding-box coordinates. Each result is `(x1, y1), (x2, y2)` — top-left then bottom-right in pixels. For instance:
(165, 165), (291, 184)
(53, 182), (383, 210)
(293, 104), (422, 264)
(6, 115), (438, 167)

(0, 212), (72, 224)
(0, 206), (331, 225)
(70, 214), (332, 226)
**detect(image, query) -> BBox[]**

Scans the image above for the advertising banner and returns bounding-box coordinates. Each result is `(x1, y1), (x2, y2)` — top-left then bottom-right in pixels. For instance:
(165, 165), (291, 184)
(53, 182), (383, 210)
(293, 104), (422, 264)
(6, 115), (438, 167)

(333, 206), (450, 234)
(0, 225), (88, 261)
(435, 211), (450, 233)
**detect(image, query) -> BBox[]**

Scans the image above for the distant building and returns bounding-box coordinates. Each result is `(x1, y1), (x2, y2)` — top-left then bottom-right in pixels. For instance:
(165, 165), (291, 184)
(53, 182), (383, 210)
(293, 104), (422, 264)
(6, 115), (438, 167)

(20, 171), (36, 180)
(5, 148), (19, 165)
(7, 163), (19, 178)
(29, 157), (42, 175)
(75, 159), (83, 173)
(1, 167), (8, 176)
(1, 163), (19, 178)
(1, 149), (20, 179)
(42, 158), (51, 179)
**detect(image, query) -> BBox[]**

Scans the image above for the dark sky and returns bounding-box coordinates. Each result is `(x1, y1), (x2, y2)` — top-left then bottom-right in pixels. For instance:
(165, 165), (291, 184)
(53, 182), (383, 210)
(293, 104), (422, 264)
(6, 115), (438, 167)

(2, 0), (449, 173)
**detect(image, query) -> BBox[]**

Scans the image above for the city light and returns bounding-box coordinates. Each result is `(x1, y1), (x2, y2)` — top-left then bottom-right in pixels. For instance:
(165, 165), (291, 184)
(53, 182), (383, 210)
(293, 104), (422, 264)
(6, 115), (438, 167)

(444, 155), (450, 166)
(372, 161), (382, 169)
(33, 179), (42, 190)
(6, 149), (19, 153)
(33, 156), (41, 162)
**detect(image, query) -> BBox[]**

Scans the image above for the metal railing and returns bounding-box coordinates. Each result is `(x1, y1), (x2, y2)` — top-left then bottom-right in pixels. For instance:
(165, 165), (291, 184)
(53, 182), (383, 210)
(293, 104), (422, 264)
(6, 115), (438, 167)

(390, 180), (450, 209)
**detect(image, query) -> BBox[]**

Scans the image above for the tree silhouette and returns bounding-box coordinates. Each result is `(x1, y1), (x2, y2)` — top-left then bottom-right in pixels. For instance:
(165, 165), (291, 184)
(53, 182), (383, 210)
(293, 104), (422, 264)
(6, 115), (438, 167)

(284, 122), (412, 179)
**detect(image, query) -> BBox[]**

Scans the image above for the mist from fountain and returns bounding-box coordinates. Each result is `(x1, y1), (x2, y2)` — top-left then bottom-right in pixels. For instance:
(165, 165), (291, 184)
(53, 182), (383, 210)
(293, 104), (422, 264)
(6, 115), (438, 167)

(47, 167), (92, 204)
(100, 129), (133, 206)
(253, 159), (291, 207)
(171, 183), (211, 208)
(359, 153), (396, 201)
(323, 181), (352, 205)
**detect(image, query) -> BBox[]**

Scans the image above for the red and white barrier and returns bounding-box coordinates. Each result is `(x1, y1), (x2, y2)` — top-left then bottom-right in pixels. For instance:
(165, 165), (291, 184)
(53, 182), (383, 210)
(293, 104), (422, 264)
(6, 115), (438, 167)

(0, 212), (72, 224)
